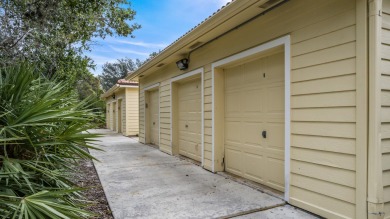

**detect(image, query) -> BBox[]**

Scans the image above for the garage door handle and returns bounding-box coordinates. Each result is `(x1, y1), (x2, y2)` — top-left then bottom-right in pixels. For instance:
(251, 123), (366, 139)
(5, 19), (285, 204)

(262, 131), (267, 138)
(153, 122), (155, 125)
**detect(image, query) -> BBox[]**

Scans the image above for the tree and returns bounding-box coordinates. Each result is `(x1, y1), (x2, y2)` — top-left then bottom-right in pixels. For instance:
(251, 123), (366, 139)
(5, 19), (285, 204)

(99, 58), (142, 91)
(0, 0), (140, 84)
(76, 72), (106, 127)
(0, 64), (100, 218)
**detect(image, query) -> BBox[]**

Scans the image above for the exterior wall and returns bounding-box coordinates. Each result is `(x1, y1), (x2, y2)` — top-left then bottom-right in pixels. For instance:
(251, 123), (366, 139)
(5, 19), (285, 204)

(159, 80), (172, 153)
(137, 0), (365, 218)
(104, 88), (140, 136)
(382, 0), (390, 217)
(125, 88), (139, 136)
(114, 90), (126, 133)
(139, 90), (145, 143)
(105, 98), (115, 130)
(106, 103), (110, 129)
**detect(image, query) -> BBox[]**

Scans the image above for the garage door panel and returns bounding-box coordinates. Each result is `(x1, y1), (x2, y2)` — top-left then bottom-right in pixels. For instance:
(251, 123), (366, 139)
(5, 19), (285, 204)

(225, 148), (242, 174)
(242, 90), (263, 112)
(267, 123), (285, 148)
(225, 66), (242, 89)
(242, 143), (265, 155)
(265, 53), (284, 82)
(243, 62), (263, 87)
(179, 121), (201, 133)
(179, 132), (201, 143)
(225, 92), (241, 113)
(149, 90), (159, 146)
(265, 148), (284, 161)
(179, 139), (201, 160)
(225, 121), (241, 142)
(242, 122), (263, 145)
(224, 51), (285, 192)
(179, 99), (201, 109)
(178, 78), (202, 162)
(267, 85), (284, 112)
(179, 113), (201, 121)
(267, 157), (285, 191)
(244, 153), (266, 180)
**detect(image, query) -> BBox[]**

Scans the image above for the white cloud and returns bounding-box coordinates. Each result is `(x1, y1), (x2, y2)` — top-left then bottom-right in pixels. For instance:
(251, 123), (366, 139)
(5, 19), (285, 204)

(109, 46), (150, 56)
(88, 54), (117, 65)
(115, 40), (168, 49)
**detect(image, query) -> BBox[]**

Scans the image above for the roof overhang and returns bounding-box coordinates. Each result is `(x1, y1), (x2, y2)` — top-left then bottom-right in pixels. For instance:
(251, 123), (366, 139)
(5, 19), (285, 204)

(126, 0), (286, 81)
(101, 84), (138, 99)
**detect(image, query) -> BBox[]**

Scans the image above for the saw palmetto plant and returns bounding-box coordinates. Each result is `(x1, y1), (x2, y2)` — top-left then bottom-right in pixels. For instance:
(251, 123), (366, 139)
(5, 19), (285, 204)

(0, 64), (101, 218)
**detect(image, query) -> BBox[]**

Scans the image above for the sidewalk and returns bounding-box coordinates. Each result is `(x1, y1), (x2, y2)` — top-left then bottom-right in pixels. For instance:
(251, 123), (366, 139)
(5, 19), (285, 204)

(89, 129), (319, 219)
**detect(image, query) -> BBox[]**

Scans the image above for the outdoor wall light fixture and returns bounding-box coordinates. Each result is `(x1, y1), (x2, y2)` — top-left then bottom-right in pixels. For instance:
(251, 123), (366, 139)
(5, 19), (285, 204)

(176, 58), (189, 70)
(112, 94), (116, 99)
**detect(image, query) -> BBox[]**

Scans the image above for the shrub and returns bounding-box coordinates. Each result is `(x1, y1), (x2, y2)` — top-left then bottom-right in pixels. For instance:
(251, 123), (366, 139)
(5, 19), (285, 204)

(0, 64), (101, 218)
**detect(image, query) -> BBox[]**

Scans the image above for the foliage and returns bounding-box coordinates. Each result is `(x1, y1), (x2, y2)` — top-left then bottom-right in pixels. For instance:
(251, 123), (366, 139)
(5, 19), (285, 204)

(0, 64), (102, 218)
(76, 72), (106, 127)
(0, 0), (140, 84)
(99, 57), (142, 91)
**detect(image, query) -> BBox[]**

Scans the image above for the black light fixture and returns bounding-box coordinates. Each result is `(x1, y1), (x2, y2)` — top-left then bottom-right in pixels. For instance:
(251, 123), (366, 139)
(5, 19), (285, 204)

(176, 58), (189, 70)
(112, 94), (116, 99)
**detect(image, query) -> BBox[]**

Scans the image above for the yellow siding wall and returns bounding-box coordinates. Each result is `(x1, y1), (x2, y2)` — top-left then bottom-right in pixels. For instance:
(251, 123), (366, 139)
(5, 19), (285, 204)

(106, 103), (110, 129)
(138, 1), (358, 218)
(290, 7), (357, 219)
(105, 97), (116, 131)
(382, 1), (390, 217)
(104, 88), (140, 136)
(159, 80), (172, 153)
(139, 90), (145, 143)
(203, 66), (213, 170)
(115, 90), (126, 133)
(125, 88), (139, 136)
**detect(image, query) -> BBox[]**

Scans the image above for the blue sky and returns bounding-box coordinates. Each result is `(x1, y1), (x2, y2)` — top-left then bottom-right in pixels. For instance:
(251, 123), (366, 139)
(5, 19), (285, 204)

(86, 0), (231, 75)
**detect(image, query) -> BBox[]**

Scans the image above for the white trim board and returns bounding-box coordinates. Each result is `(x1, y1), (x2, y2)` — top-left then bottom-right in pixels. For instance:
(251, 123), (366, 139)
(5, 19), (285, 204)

(142, 83), (160, 92)
(211, 35), (291, 201)
(170, 68), (205, 166)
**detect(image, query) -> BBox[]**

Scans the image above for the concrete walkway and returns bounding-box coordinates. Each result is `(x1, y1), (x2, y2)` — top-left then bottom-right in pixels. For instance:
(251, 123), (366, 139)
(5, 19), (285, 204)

(89, 129), (318, 219)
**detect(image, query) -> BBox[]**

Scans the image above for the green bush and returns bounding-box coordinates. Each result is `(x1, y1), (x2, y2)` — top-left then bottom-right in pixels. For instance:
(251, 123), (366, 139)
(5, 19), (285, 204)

(0, 64), (101, 218)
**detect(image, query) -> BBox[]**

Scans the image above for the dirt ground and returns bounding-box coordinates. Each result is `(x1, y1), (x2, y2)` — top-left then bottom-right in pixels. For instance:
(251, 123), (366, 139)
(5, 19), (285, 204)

(73, 157), (114, 219)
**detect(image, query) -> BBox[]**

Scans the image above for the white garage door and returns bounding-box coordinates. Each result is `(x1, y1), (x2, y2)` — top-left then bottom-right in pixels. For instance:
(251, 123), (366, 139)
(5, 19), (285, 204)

(224, 52), (285, 192)
(149, 89), (159, 146)
(178, 78), (202, 162)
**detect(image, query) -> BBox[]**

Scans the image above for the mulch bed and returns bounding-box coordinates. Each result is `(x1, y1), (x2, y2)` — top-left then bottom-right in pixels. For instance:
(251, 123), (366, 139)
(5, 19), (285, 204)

(72, 156), (114, 219)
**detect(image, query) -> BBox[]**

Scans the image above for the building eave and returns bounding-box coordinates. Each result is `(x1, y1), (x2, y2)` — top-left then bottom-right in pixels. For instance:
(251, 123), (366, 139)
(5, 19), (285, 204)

(126, 0), (284, 81)
(101, 84), (138, 99)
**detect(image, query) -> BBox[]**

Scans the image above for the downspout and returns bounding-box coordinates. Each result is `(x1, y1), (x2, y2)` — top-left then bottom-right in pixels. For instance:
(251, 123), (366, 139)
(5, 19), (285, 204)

(368, 0), (385, 218)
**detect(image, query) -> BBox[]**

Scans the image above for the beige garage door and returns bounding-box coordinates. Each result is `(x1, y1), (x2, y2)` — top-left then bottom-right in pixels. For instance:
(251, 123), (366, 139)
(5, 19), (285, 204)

(149, 90), (159, 146)
(224, 52), (285, 192)
(178, 78), (202, 162)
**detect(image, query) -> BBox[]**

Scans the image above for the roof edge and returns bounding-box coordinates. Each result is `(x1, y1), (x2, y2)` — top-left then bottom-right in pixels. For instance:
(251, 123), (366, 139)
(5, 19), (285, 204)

(125, 0), (263, 81)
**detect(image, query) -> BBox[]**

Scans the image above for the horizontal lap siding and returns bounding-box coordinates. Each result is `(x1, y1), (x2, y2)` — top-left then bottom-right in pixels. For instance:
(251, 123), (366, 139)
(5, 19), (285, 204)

(203, 70), (212, 170)
(290, 4), (357, 218)
(382, 1), (390, 217)
(136, 1), (358, 218)
(159, 81), (172, 154)
(106, 99), (115, 130)
(139, 91), (145, 143)
(115, 91), (126, 133)
(125, 88), (139, 136)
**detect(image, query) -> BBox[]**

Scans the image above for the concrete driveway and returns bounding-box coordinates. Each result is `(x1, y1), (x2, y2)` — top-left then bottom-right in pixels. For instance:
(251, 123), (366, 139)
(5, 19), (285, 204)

(89, 129), (318, 219)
